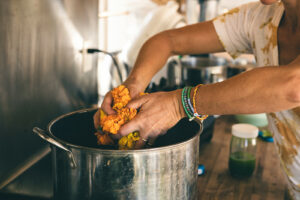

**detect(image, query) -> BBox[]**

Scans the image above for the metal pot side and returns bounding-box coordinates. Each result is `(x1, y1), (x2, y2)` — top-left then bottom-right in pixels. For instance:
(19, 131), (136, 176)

(34, 108), (201, 200)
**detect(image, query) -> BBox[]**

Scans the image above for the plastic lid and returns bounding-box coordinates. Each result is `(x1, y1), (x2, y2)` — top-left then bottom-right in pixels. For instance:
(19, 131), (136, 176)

(232, 123), (259, 139)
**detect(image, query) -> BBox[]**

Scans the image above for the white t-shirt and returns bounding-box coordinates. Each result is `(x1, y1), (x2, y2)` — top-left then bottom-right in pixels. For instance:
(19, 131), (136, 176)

(213, 2), (300, 199)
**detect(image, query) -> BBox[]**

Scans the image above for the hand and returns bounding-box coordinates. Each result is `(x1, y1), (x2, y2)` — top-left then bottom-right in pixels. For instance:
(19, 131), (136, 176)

(93, 91), (115, 131)
(93, 108), (101, 130)
(94, 79), (145, 130)
(118, 89), (186, 148)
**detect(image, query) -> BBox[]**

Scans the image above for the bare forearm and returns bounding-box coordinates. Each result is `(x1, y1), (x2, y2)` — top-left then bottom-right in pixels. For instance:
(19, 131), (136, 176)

(194, 65), (300, 115)
(125, 32), (173, 93)
(125, 21), (224, 94)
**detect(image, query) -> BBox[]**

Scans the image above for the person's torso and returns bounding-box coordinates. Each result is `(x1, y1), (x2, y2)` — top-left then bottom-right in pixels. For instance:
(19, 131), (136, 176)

(248, 3), (300, 199)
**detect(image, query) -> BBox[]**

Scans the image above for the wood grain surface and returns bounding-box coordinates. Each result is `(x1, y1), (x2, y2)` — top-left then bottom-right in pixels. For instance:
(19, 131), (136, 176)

(197, 115), (290, 200)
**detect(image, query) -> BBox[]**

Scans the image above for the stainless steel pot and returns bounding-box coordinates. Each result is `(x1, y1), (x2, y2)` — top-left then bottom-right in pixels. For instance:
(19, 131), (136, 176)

(181, 56), (228, 85)
(33, 108), (201, 200)
(167, 56), (228, 87)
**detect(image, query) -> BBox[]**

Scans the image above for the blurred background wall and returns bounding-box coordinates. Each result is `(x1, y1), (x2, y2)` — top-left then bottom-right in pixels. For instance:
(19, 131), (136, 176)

(0, 0), (98, 194)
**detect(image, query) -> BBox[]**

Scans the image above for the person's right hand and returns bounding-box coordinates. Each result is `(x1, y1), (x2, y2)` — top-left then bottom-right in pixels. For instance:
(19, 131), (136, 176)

(118, 89), (185, 149)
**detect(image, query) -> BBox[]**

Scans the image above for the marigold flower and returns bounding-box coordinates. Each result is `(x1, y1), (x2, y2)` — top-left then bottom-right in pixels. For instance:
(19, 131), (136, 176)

(95, 85), (140, 149)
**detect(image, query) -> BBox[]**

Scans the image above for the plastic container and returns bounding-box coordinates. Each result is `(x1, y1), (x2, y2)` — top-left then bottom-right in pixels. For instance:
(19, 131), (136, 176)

(235, 113), (268, 127)
(229, 123), (258, 178)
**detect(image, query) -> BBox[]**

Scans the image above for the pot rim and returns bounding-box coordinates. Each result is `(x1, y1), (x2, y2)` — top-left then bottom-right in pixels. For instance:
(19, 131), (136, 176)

(47, 108), (202, 154)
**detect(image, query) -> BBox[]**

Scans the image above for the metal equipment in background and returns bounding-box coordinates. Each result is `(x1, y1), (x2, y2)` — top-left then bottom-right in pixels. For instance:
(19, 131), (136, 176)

(82, 48), (128, 83)
(199, 0), (220, 22)
(0, 0), (98, 199)
(180, 55), (228, 86)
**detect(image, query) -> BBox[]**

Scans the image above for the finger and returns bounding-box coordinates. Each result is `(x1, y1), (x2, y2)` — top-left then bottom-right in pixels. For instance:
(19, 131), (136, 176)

(101, 92), (116, 115)
(126, 95), (149, 110)
(110, 134), (122, 140)
(134, 129), (154, 149)
(134, 137), (147, 149)
(93, 109), (100, 129)
(118, 117), (140, 137)
(147, 136), (157, 147)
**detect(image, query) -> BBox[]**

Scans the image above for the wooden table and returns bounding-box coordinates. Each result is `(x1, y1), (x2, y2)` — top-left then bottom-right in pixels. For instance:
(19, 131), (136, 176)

(197, 115), (290, 200)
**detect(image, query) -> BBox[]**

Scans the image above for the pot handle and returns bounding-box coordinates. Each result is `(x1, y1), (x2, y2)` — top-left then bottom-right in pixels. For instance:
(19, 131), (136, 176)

(33, 127), (77, 168)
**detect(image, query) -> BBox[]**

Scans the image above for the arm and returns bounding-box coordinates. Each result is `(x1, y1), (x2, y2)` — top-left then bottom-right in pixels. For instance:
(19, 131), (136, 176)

(118, 56), (300, 147)
(123, 20), (224, 96)
(101, 20), (224, 114)
(194, 56), (300, 115)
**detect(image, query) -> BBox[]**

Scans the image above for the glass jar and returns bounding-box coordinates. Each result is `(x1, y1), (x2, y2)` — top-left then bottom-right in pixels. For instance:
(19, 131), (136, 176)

(229, 123), (258, 178)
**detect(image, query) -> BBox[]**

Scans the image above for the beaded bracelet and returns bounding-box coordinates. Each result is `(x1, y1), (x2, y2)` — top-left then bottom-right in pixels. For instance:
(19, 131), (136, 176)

(185, 87), (196, 121)
(187, 88), (194, 113)
(192, 84), (208, 122)
(182, 85), (209, 123)
(181, 87), (193, 119)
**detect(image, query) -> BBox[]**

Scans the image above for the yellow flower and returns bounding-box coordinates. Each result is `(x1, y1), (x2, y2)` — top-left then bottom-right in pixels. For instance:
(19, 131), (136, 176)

(118, 132), (140, 150)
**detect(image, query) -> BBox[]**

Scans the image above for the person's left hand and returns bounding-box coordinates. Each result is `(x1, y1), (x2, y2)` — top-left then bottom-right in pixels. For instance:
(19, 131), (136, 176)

(117, 89), (186, 148)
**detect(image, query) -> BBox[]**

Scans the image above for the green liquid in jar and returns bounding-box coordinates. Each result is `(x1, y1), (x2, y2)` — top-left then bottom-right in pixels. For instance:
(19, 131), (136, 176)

(229, 151), (256, 178)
